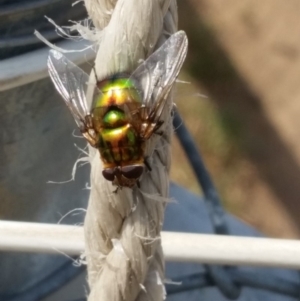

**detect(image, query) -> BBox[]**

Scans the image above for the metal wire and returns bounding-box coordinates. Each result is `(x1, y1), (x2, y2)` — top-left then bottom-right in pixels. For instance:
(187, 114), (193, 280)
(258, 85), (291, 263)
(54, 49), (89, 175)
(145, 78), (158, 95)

(166, 270), (300, 299)
(173, 109), (242, 299)
(172, 109), (300, 300)
(173, 109), (229, 235)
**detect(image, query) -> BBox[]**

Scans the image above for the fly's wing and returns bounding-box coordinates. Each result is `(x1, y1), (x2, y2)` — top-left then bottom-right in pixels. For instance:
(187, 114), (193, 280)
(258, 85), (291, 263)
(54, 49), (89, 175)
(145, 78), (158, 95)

(129, 31), (188, 123)
(48, 49), (99, 130)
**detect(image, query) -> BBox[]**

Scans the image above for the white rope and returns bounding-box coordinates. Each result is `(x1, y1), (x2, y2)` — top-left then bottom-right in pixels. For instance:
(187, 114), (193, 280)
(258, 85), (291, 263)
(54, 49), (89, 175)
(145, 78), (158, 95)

(83, 1), (178, 301)
(1, 221), (300, 270)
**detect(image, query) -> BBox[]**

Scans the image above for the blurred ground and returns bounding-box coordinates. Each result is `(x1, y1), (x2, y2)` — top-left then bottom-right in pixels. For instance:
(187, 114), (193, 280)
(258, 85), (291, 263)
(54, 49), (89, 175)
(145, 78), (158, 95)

(170, 0), (300, 238)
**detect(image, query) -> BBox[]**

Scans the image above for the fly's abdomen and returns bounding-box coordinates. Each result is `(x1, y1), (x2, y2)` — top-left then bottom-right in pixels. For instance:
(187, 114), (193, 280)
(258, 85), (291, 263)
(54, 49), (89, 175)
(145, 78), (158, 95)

(99, 120), (143, 166)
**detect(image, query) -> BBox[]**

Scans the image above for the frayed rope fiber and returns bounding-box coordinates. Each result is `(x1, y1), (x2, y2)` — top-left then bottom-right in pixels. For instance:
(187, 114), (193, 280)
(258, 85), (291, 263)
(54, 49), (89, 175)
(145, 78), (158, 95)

(83, 1), (180, 300)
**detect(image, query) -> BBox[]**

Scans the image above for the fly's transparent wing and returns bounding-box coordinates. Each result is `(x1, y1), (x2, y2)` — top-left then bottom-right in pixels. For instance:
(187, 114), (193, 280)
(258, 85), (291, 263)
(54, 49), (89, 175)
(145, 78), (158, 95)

(129, 31), (188, 123)
(48, 49), (98, 130)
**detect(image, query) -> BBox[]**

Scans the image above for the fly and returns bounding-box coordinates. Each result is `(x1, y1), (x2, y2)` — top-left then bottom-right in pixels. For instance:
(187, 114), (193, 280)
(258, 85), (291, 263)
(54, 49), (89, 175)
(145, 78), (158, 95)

(47, 31), (188, 190)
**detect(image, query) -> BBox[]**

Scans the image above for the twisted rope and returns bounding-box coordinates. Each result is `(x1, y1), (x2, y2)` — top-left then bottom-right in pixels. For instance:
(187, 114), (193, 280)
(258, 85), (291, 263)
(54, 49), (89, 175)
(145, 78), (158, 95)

(83, 0), (178, 300)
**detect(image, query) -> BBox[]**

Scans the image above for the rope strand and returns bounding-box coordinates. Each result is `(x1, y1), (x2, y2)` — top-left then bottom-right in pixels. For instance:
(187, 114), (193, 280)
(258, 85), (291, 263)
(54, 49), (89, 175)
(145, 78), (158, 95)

(83, 1), (178, 300)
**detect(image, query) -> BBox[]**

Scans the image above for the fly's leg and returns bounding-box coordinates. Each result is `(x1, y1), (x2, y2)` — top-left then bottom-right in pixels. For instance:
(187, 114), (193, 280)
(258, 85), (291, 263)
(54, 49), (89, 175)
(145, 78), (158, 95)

(113, 186), (120, 194)
(92, 65), (99, 83)
(171, 103), (177, 117)
(112, 168), (121, 193)
(153, 120), (164, 136)
(140, 120), (165, 141)
(144, 157), (152, 172)
(81, 114), (98, 147)
(113, 168), (124, 193)
(82, 131), (98, 147)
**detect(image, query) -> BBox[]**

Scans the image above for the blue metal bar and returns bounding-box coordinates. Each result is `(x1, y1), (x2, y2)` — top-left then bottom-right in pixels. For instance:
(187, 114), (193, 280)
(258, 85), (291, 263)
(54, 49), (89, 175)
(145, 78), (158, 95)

(66, 268), (300, 300)
(166, 270), (300, 299)
(173, 109), (241, 298)
(173, 109), (229, 235)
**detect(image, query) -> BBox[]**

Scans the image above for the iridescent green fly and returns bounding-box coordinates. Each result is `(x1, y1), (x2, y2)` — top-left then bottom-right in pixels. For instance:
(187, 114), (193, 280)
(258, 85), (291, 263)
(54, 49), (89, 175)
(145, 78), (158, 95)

(48, 31), (188, 190)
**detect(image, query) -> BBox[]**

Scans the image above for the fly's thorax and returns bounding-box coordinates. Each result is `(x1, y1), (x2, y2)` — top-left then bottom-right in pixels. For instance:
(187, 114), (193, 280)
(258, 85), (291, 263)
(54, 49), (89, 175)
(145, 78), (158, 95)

(94, 77), (142, 108)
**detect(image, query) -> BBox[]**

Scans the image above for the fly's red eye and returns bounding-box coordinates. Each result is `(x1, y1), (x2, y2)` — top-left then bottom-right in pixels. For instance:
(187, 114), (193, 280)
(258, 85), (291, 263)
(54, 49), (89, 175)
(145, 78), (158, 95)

(121, 165), (144, 179)
(102, 168), (115, 181)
